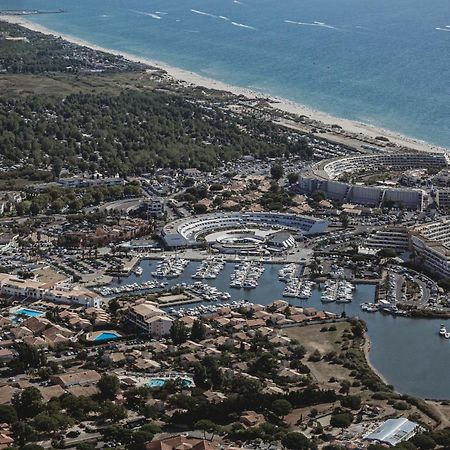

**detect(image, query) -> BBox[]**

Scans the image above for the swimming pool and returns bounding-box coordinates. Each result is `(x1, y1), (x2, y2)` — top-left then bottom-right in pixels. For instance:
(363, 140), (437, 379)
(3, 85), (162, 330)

(94, 332), (120, 342)
(147, 378), (194, 389)
(15, 308), (44, 317)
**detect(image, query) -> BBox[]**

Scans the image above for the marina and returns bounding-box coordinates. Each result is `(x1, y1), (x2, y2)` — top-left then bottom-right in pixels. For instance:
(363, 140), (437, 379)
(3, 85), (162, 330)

(230, 260), (265, 289)
(278, 264), (314, 299)
(192, 256), (225, 280)
(105, 259), (450, 399)
(321, 279), (355, 303)
(151, 256), (189, 278)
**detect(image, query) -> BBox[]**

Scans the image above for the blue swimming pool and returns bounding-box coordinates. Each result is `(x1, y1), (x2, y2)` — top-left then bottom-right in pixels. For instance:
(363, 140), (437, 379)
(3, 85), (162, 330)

(16, 308), (44, 317)
(147, 378), (194, 389)
(94, 332), (120, 342)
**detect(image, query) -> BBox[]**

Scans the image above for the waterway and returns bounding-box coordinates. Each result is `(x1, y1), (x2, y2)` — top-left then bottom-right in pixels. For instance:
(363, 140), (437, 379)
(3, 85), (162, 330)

(109, 260), (450, 399)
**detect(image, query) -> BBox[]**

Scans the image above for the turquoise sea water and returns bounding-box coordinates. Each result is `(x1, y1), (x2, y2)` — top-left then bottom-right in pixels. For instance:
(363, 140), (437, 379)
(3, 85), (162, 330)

(1, 0), (449, 147)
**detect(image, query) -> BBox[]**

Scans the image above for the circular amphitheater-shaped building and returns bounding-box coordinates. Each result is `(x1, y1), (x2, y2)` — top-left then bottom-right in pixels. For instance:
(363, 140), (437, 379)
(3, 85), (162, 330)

(298, 152), (450, 210)
(161, 212), (328, 249)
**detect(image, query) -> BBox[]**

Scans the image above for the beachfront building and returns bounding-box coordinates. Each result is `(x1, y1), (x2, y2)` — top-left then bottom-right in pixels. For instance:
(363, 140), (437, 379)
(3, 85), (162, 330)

(297, 151), (450, 210)
(125, 301), (173, 338)
(161, 212), (328, 248)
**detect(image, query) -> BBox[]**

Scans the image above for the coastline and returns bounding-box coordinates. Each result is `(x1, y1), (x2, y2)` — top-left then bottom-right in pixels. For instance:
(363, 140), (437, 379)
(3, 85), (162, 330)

(363, 331), (390, 387)
(1, 14), (448, 155)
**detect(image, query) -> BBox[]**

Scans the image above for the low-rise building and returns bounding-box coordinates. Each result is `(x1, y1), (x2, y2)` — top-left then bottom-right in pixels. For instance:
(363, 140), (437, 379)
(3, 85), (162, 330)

(126, 301), (173, 338)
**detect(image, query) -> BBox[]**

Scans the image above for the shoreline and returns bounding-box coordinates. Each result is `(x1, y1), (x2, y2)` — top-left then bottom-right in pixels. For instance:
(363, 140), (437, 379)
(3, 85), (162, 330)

(1, 14), (448, 154)
(363, 331), (390, 387)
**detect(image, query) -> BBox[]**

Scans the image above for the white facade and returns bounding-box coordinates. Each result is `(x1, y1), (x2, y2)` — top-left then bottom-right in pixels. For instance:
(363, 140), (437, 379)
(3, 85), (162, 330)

(126, 302), (173, 338)
(144, 198), (165, 218)
(0, 274), (100, 307)
(162, 212), (328, 248)
(410, 219), (450, 278)
(366, 228), (409, 251)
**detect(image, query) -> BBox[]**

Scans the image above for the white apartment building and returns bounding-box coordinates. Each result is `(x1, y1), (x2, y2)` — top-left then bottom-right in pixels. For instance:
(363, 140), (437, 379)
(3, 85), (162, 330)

(410, 219), (450, 278)
(0, 274), (100, 307)
(126, 301), (173, 338)
(162, 212), (328, 248)
(365, 228), (410, 251)
(143, 198), (165, 218)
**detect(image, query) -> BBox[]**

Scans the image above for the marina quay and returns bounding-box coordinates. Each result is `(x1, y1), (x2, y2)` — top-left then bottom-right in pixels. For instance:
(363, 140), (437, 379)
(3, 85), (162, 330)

(297, 151), (450, 210)
(161, 212), (328, 248)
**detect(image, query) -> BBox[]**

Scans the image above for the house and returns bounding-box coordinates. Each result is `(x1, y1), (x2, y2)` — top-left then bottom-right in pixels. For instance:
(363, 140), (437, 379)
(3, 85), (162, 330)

(0, 386), (18, 405)
(240, 411), (266, 428)
(146, 435), (217, 450)
(51, 370), (101, 388)
(39, 385), (66, 402)
(0, 349), (15, 363)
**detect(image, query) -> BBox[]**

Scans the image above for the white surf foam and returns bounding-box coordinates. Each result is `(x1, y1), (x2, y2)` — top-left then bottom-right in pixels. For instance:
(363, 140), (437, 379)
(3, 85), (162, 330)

(231, 21), (256, 30)
(285, 19), (336, 30)
(191, 9), (217, 19)
(130, 10), (161, 20)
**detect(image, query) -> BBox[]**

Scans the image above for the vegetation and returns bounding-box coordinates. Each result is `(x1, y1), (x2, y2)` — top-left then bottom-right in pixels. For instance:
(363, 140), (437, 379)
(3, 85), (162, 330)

(0, 89), (313, 177)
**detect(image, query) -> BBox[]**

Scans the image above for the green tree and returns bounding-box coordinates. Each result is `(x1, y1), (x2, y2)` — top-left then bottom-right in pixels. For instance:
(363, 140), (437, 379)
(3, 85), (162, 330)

(170, 320), (189, 345)
(129, 430), (154, 450)
(99, 401), (127, 423)
(190, 319), (206, 342)
(287, 172), (299, 185)
(271, 399), (293, 418)
(339, 380), (351, 395)
(97, 374), (120, 400)
(270, 164), (284, 181)
(33, 412), (59, 433)
(410, 433), (436, 450)
(281, 432), (312, 449)
(195, 419), (220, 441)
(340, 395), (361, 410)
(12, 387), (44, 419)
(193, 203), (208, 215)
(12, 422), (37, 447)
(330, 413), (353, 429)
(0, 404), (17, 424)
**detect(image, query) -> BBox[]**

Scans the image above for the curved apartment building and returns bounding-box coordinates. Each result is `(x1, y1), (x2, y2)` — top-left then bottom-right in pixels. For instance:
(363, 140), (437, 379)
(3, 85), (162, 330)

(161, 212), (328, 248)
(298, 152), (450, 210)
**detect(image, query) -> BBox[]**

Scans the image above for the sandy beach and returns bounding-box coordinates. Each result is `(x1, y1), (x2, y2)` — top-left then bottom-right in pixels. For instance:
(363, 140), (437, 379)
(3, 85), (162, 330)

(1, 14), (447, 154)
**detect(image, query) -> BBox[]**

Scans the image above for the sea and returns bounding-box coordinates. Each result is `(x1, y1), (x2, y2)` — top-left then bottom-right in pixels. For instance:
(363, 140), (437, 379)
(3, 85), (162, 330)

(1, 0), (449, 148)
(109, 260), (450, 400)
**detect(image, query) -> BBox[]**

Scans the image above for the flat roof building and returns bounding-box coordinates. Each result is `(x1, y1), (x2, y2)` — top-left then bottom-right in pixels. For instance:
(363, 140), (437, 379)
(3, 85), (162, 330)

(365, 418), (420, 446)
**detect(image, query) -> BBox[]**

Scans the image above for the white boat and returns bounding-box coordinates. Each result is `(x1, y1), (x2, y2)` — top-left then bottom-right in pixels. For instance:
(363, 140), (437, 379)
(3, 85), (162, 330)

(439, 324), (447, 336)
(134, 266), (143, 276)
